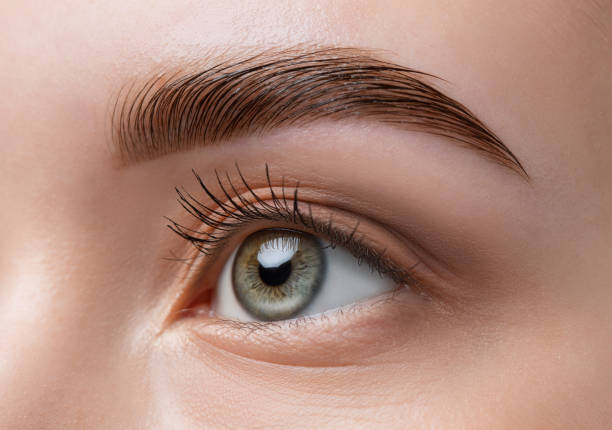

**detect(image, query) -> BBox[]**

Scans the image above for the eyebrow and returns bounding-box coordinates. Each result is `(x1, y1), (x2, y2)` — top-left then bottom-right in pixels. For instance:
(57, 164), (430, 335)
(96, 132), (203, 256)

(112, 47), (526, 176)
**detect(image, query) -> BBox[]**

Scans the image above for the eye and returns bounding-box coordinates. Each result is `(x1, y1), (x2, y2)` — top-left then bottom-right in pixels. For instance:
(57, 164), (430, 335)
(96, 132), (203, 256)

(167, 166), (431, 331)
(213, 228), (395, 322)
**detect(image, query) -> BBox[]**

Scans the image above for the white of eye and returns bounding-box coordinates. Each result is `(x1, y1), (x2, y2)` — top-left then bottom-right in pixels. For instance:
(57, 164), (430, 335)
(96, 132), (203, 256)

(213, 238), (396, 322)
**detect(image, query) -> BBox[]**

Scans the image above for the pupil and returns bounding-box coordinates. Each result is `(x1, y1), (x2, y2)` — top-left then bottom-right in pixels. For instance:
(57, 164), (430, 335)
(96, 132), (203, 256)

(258, 260), (292, 286)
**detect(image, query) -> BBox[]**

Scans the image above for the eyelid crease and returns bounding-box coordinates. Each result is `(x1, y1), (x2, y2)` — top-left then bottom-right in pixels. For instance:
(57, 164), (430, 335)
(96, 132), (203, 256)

(166, 165), (429, 301)
(112, 46), (527, 177)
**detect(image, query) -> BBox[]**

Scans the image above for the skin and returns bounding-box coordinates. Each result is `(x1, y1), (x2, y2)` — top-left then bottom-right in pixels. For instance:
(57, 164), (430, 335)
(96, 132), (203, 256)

(1, 0), (611, 428)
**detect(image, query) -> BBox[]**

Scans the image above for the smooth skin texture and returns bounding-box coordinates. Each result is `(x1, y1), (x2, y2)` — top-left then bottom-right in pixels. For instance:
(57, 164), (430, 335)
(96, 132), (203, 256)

(1, 1), (611, 428)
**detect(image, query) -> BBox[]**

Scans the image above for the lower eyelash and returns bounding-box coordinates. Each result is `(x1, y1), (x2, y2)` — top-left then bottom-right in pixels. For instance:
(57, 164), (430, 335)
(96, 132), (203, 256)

(166, 163), (424, 290)
(197, 289), (403, 331)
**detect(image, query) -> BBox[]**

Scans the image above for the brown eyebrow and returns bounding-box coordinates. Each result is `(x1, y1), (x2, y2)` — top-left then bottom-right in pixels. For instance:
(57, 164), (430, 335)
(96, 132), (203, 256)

(112, 47), (526, 176)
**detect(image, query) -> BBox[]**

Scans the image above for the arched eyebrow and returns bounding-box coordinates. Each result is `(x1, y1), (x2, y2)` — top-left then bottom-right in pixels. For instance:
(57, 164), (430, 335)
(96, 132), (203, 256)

(112, 47), (526, 176)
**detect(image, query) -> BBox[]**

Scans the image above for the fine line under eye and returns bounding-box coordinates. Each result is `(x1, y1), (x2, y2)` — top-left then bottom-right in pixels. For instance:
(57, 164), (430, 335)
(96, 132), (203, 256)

(166, 164), (423, 288)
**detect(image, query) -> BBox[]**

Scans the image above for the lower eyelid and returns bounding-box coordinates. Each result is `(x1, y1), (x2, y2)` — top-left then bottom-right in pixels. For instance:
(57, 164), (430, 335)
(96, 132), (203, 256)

(176, 288), (428, 367)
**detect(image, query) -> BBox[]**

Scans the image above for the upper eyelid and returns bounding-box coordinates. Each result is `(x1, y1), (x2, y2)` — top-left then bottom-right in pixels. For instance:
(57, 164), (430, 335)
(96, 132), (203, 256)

(166, 166), (430, 289)
(168, 165), (330, 255)
(111, 46), (527, 177)
(168, 165), (301, 251)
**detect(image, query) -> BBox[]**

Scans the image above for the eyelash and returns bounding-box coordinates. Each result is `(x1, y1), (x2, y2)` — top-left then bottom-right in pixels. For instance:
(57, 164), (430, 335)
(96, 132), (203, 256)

(166, 164), (423, 289)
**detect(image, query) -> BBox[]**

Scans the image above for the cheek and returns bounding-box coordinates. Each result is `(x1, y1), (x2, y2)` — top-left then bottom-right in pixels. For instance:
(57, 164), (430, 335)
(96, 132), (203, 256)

(148, 287), (612, 428)
(463, 317), (612, 428)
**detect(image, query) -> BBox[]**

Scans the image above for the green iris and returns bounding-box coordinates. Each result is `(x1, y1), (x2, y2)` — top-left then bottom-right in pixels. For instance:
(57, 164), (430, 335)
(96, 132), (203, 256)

(232, 229), (326, 321)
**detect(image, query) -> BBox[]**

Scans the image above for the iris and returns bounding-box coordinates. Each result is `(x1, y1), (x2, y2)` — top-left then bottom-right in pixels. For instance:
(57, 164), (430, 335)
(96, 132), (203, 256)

(232, 229), (325, 321)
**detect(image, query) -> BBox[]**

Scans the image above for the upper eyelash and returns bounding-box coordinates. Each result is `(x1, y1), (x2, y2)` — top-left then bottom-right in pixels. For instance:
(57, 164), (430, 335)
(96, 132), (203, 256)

(167, 164), (423, 288)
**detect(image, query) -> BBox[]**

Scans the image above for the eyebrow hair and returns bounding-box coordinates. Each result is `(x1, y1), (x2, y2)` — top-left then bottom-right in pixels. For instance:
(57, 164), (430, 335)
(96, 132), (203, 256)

(112, 47), (526, 176)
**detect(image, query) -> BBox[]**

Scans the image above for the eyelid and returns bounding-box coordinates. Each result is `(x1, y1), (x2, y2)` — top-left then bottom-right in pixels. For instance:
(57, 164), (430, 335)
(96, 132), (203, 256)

(163, 166), (441, 326)
(167, 166), (423, 282)
(166, 205), (427, 323)
(178, 287), (427, 367)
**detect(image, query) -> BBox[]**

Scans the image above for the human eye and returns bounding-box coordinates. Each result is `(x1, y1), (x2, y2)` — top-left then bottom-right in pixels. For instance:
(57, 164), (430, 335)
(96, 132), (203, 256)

(162, 164), (446, 362)
(214, 227), (396, 322)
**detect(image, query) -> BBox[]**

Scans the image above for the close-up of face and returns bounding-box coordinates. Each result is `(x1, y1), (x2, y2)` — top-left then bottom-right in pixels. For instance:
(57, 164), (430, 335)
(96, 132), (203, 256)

(1, 1), (611, 428)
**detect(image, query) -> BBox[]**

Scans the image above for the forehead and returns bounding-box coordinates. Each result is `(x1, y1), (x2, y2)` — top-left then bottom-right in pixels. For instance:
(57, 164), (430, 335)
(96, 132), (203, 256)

(1, 1), (608, 94)
(0, 0), (610, 173)
(1, 1), (605, 110)
(1, 1), (607, 67)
